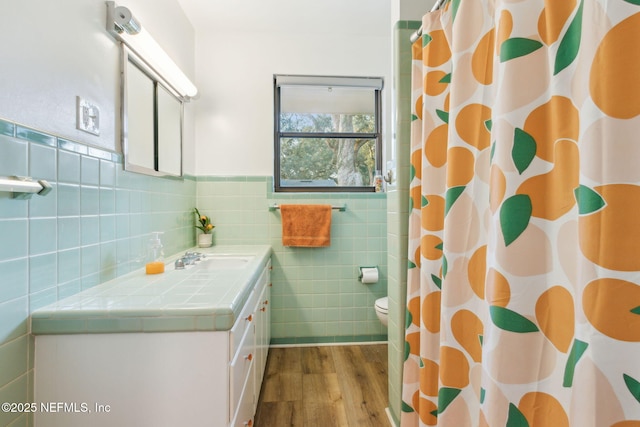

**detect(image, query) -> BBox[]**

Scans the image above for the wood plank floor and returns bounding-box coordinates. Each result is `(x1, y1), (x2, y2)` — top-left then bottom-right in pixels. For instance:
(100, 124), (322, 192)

(255, 344), (389, 427)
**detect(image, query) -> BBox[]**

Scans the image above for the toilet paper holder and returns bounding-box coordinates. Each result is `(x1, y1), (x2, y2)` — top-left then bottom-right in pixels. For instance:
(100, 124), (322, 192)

(358, 266), (379, 284)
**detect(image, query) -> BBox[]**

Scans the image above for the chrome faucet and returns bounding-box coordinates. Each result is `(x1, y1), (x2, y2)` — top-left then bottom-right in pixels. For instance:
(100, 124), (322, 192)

(174, 251), (207, 269)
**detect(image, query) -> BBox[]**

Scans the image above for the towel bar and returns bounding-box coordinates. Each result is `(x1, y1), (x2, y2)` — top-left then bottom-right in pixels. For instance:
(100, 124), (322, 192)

(269, 203), (346, 212)
(0, 176), (52, 199)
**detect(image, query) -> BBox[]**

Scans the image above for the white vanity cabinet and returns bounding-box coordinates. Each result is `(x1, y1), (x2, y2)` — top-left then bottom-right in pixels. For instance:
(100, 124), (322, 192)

(229, 261), (271, 426)
(33, 255), (271, 427)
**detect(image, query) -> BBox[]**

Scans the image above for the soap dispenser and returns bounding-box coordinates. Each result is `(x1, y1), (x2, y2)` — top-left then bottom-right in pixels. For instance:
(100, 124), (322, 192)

(145, 231), (165, 274)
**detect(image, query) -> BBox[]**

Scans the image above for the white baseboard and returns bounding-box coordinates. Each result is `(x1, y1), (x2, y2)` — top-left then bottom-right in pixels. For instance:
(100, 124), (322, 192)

(270, 341), (388, 348)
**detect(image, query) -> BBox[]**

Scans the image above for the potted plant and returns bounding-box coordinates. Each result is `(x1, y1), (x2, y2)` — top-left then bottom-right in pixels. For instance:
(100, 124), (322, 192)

(194, 208), (215, 247)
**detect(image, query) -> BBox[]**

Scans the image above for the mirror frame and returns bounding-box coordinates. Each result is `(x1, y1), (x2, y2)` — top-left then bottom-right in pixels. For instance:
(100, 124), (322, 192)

(120, 44), (184, 177)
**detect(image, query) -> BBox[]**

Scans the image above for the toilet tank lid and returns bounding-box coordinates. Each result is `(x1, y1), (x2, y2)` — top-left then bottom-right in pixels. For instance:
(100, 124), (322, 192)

(375, 297), (388, 311)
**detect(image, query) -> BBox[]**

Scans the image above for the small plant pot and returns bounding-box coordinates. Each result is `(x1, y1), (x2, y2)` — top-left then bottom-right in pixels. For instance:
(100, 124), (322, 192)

(198, 233), (213, 248)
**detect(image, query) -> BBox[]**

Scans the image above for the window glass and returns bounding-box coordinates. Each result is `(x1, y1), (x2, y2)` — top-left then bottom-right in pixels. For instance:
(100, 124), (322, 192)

(279, 137), (377, 186)
(275, 75), (382, 192)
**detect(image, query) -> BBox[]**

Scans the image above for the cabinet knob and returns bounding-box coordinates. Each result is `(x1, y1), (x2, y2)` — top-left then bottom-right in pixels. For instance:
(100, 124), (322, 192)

(260, 307), (266, 312)
(269, 283), (272, 287)
(263, 300), (269, 305)
(245, 353), (253, 361)
(246, 314), (253, 322)
(244, 420), (253, 427)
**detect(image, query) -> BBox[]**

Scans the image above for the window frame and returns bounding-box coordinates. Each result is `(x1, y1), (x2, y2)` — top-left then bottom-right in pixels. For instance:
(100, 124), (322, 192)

(273, 74), (383, 193)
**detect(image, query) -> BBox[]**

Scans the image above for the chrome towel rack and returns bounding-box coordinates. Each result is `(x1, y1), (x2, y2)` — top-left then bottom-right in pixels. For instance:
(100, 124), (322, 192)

(0, 176), (53, 199)
(269, 203), (347, 212)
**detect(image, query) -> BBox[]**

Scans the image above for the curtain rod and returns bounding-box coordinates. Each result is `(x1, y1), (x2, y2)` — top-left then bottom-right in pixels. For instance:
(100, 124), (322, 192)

(409, 0), (447, 43)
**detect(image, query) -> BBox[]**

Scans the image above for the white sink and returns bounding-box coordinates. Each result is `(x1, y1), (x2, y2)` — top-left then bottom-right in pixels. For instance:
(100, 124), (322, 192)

(200, 254), (255, 269)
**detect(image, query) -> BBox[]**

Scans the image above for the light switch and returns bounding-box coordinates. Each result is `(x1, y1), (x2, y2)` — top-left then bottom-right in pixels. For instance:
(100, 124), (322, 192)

(76, 96), (100, 136)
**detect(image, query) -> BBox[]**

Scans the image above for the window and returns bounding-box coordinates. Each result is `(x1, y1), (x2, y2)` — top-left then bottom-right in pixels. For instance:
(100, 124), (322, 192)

(274, 75), (383, 192)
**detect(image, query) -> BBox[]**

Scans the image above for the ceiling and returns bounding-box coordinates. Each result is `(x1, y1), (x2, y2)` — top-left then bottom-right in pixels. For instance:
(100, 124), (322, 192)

(176, 0), (391, 37)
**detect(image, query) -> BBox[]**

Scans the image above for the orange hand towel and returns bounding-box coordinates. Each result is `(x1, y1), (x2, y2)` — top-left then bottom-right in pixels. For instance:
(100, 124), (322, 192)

(280, 204), (332, 247)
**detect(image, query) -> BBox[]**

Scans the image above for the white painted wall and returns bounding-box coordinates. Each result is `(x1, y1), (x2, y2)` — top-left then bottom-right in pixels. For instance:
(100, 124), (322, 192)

(0, 0), (196, 172)
(193, 16), (392, 176)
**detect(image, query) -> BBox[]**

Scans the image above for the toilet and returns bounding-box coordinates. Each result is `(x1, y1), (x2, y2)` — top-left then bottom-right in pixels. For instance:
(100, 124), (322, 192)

(374, 297), (388, 327)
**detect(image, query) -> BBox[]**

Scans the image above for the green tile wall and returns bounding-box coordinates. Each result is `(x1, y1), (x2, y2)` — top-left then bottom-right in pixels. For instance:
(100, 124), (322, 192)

(0, 118), (196, 427)
(386, 20), (419, 426)
(196, 177), (388, 344)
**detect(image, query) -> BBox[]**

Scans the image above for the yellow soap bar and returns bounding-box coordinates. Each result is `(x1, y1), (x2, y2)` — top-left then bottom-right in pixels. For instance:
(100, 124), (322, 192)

(145, 261), (165, 274)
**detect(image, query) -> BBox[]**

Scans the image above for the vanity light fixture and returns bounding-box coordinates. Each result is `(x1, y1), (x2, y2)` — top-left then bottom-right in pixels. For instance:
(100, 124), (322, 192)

(106, 1), (198, 100)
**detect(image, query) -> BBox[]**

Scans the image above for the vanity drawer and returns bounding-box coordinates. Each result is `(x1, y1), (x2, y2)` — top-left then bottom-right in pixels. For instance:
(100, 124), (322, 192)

(230, 325), (254, 420)
(232, 361), (256, 427)
(229, 261), (269, 358)
(229, 288), (258, 358)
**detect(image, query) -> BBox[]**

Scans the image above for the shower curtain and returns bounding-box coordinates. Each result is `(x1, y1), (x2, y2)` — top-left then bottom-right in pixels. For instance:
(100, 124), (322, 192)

(402, 0), (640, 426)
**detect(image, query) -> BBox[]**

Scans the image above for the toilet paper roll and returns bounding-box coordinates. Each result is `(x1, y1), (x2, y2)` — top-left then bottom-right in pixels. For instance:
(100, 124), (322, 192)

(359, 267), (379, 284)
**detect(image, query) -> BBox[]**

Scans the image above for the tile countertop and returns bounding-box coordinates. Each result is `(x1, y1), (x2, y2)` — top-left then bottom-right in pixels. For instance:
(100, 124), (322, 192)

(31, 245), (272, 335)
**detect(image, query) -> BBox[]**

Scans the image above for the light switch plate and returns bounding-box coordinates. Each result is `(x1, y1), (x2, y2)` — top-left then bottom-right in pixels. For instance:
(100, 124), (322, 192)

(76, 96), (100, 136)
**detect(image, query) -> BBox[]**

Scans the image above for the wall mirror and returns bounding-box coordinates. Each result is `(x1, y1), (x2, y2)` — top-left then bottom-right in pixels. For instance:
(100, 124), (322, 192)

(121, 46), (184, 177)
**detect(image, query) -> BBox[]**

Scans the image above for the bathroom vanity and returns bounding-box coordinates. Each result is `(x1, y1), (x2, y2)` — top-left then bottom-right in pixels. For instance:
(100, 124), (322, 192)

(31, 245), (272, 427)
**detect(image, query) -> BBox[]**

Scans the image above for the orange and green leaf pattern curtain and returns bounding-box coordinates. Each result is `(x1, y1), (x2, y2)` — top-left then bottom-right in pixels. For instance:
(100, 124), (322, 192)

(402, 0), (640, 426)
